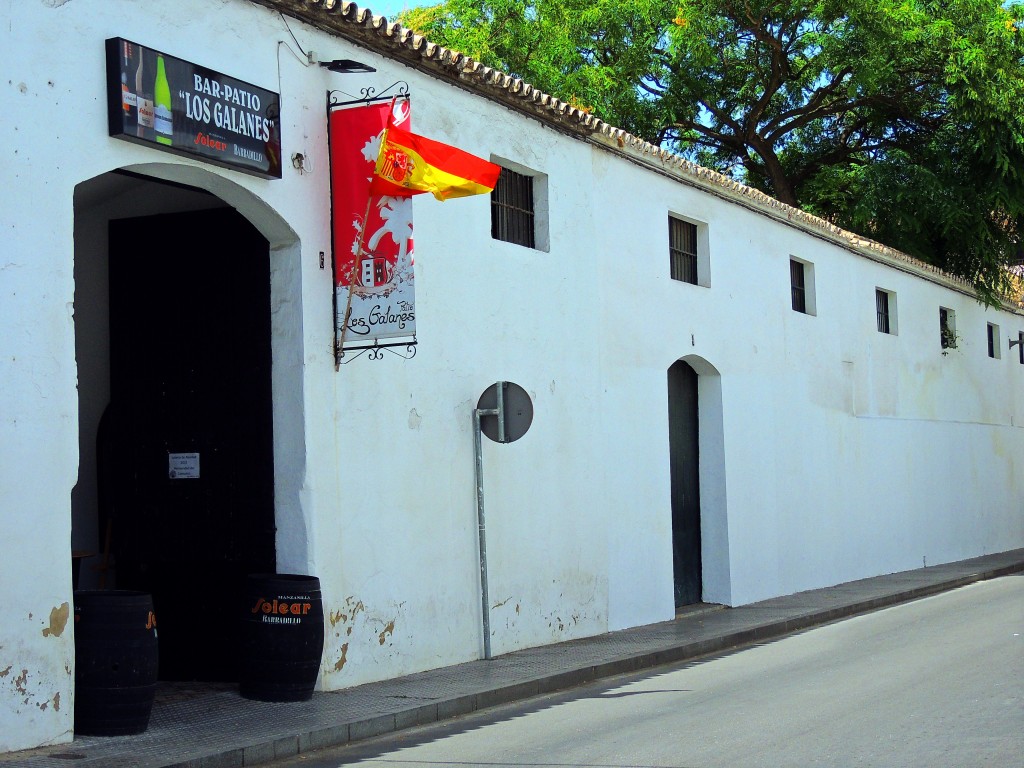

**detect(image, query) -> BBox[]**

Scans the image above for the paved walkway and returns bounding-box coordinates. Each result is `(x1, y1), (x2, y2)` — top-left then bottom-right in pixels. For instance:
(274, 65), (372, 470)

(5, 549), (1023, 768)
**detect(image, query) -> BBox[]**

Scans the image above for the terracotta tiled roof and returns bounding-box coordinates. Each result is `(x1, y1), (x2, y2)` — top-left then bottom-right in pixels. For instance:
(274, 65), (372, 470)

(255, 0), (1008, 301)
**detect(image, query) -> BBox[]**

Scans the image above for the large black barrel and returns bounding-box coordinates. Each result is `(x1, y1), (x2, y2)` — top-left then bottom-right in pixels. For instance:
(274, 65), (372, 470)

(73, 590), (159, 736)
(240, 574), (324, 702)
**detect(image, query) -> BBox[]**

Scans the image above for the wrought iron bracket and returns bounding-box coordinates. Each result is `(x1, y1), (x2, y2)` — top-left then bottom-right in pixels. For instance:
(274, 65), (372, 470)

(336, 337), (418, 365)
(328, 81), (410, 110)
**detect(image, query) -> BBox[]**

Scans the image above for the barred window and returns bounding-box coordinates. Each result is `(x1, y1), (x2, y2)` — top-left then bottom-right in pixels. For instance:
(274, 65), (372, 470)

(790, 259), (807, 313)
(669, 217), (698, 284)
(876, 289), (891, 334)
(491, 168), (535, 249)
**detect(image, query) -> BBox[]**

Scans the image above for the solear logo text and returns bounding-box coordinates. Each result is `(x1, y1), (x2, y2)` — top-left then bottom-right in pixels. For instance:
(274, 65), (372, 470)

(251, 595), (312, 624)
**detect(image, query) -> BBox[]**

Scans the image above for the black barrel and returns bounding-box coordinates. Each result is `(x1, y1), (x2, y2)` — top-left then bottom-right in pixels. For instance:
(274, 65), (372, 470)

(240, 574), (324, 702)
(73, 590), (159, 736)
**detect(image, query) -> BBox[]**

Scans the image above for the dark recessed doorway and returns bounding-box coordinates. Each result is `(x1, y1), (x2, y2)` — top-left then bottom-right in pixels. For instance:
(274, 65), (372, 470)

(104, 207), (276, 681)
(668, 360), (702, 608)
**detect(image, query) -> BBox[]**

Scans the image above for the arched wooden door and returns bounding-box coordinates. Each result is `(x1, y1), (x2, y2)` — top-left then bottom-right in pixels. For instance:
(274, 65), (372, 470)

(106, 207), (276, 680)
(668, 360), (701, 607)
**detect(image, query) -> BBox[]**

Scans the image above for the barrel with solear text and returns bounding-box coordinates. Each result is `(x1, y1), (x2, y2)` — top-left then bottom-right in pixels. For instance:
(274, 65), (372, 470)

(240, 573), (324, 702)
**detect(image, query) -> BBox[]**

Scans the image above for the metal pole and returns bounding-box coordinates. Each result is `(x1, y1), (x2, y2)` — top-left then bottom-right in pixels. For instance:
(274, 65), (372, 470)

(496, 381), (506, 443)
(473, 405), (497, 660)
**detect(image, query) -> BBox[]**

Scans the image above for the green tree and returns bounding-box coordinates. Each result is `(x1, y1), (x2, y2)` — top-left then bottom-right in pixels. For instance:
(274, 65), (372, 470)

(402, 0), (675, 140)
(402, 0), (1024, 302)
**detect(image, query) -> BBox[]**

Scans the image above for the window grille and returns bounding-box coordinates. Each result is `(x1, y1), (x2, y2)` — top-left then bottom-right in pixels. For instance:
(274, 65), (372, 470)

(988, 323), (997, 358)
(790, 260), (806, 313)
(491, 168), (535, 249)
(669, 218), (698, 284)
(875, 289), (890, 334)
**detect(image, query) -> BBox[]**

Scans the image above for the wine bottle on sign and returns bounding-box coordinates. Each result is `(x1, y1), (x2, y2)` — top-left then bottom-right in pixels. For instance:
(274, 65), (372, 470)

(135, 48), (154, 140)
(120, 41), (138, 134)
(154, 55), (173, 146)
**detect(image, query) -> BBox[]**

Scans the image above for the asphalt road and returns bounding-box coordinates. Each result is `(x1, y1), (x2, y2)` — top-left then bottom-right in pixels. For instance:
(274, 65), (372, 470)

(273, 574), (1024, 768)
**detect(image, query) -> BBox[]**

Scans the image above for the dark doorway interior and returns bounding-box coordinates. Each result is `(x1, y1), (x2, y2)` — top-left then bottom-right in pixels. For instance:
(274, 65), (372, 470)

(105, 208), (276, 681)
(668, 360), (701, 608)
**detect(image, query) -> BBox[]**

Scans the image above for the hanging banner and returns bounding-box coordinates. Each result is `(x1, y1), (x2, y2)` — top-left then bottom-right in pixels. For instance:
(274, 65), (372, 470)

(105, 38), (282, 179)
(329, 100), (416, 351)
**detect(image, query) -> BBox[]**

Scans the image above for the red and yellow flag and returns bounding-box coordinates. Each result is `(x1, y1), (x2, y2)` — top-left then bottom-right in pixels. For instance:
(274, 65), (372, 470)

(371, 121), (501, 201)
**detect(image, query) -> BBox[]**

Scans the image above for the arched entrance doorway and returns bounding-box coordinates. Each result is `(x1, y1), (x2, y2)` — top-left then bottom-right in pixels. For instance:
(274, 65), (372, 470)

(668, 360), (701, 607)
(73, 168), (299, 682)
(666, 355), (730, 608)
(107, 207), (274, 680)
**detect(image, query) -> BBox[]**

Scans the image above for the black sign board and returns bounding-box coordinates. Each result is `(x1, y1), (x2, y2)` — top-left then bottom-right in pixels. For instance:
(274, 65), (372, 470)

(477, 381), (534, 444)
(105, 38), (282, 179)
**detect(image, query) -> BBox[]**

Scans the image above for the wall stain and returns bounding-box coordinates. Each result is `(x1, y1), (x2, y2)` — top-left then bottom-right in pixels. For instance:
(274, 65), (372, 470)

(53, 691), (60, 712)
(336, 597), (365, 626)
(333, 642), (349, 671)
(493, 598), (523, 632)
(325, 597), (406, 680)
(14, 669), (28, 694)
(0, 665), (11, 678)
(42, 602), (70, 638)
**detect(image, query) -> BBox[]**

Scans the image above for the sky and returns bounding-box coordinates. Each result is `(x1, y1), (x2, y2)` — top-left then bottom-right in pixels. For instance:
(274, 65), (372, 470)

(360, 0), (435, 21)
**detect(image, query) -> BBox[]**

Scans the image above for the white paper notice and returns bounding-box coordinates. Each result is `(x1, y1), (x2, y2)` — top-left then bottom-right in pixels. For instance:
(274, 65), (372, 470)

(168, 452), (200, 479)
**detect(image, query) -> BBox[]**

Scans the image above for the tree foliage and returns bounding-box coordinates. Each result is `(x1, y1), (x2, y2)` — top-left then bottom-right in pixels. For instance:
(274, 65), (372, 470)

(401, 0), (675, 139)
(402, 0), (1024, 303)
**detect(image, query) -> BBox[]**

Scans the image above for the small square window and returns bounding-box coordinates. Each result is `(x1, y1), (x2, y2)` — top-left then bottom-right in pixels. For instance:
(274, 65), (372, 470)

(940, 307), (957, 350)
(987, 322), (1001, 359)
(875, 288), (898, 334)
(489, 163), (549, 251)
(669, 217), (698, 284)
(491, 167), (535, 249)
(790, 258), (816, 315)
(667, 214), (710, 287)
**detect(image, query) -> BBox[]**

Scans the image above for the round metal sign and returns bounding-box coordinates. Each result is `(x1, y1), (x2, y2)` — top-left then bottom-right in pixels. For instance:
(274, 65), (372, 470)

(477, 381), (533, 443)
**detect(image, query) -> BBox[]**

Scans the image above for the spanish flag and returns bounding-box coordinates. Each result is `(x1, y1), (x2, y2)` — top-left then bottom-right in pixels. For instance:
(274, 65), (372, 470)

(371, 120), (501, 201)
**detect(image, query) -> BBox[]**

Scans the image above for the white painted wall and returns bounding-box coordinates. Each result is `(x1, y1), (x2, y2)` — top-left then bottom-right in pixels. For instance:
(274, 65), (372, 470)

(3, 0), (1023, 753)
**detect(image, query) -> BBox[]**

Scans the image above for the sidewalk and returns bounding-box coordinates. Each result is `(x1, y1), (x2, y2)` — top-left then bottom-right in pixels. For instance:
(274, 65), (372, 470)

(6, 549), (1023, 768)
